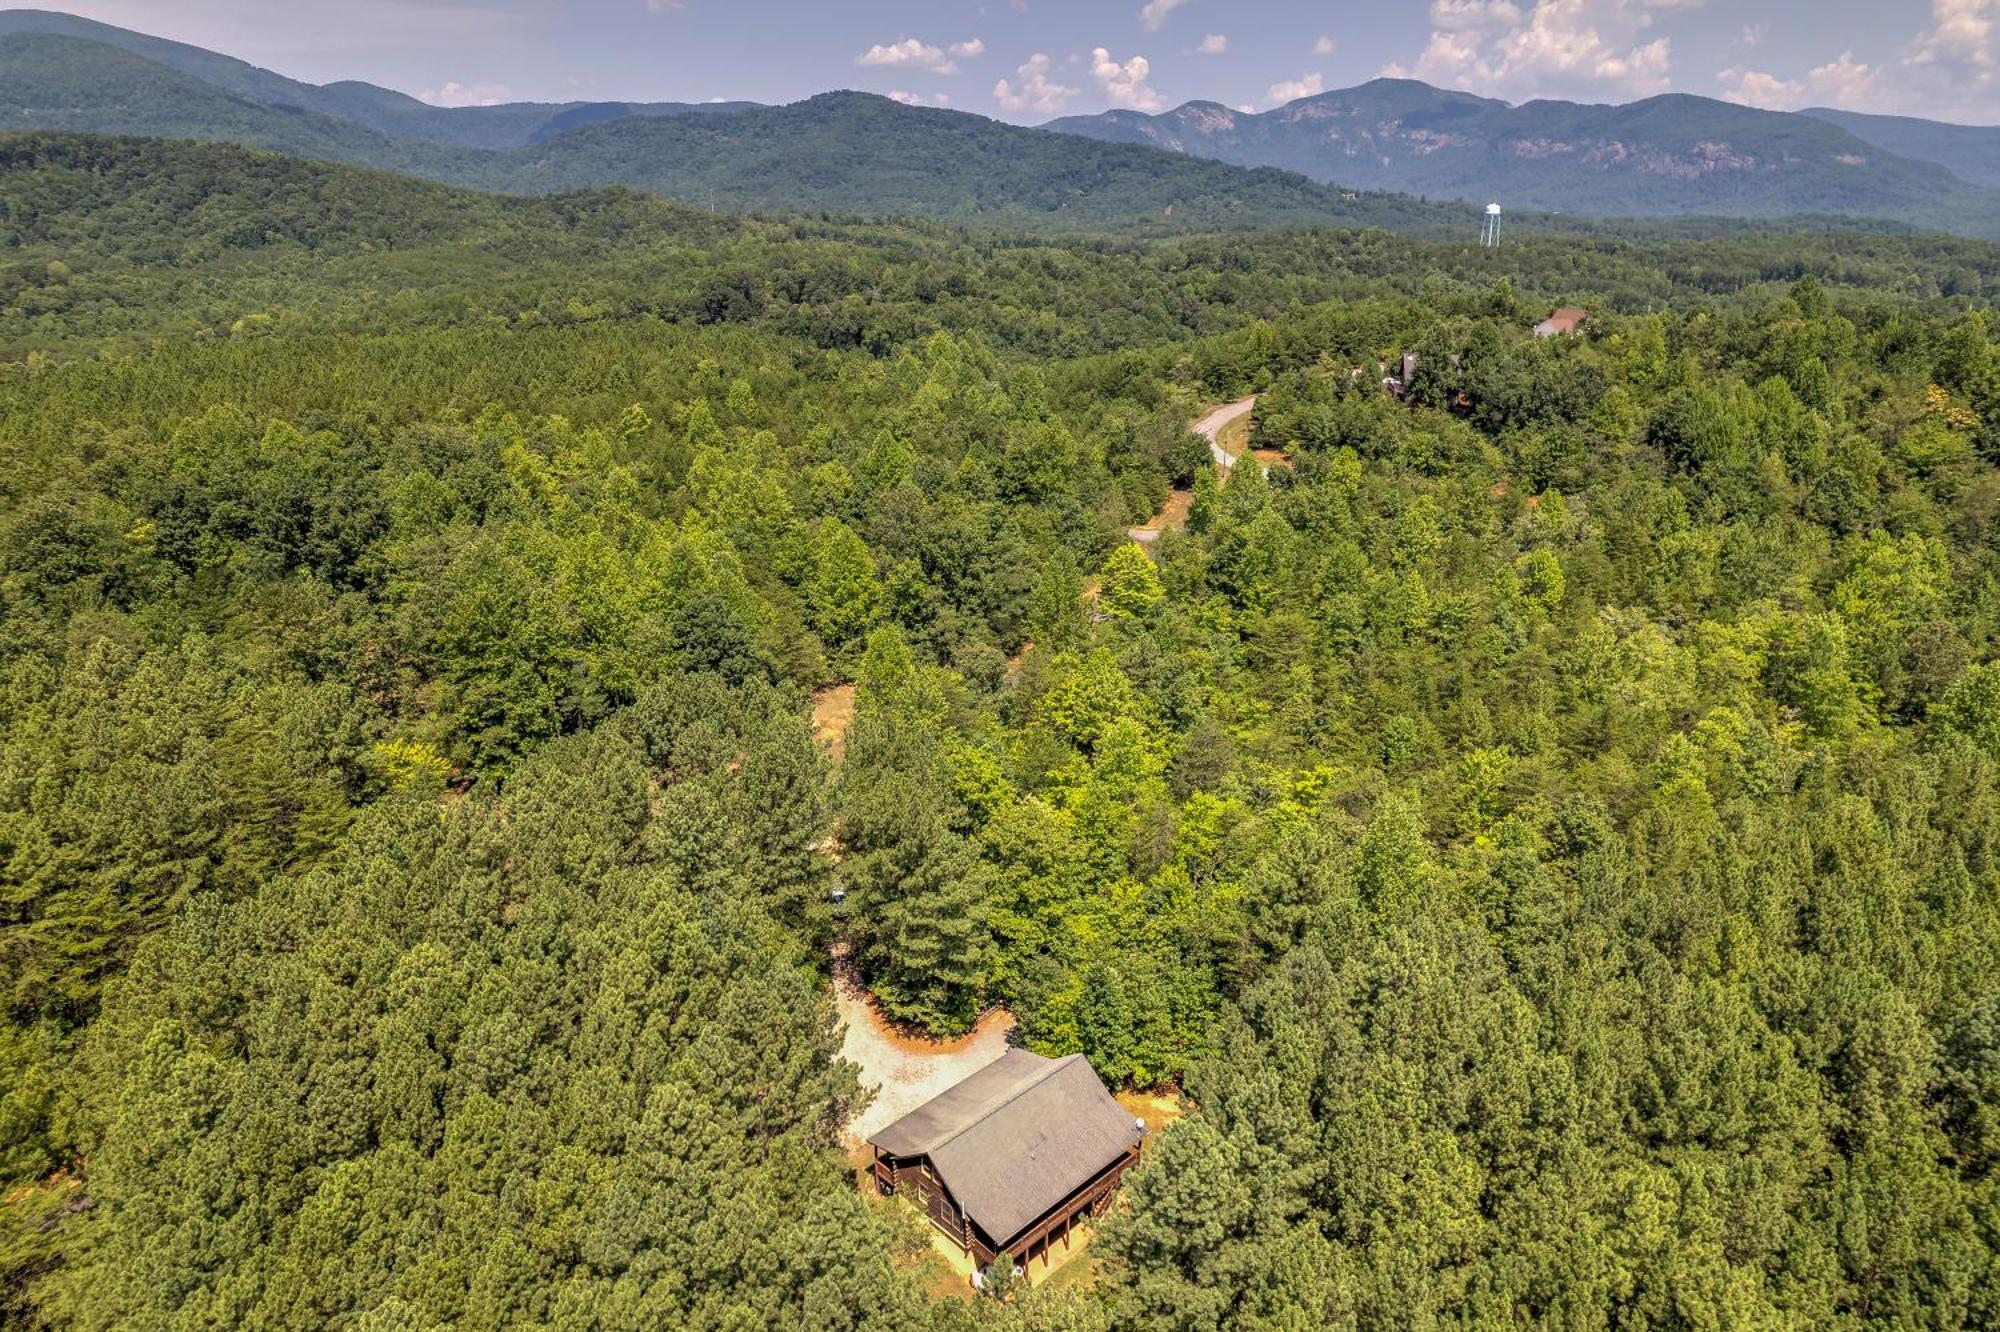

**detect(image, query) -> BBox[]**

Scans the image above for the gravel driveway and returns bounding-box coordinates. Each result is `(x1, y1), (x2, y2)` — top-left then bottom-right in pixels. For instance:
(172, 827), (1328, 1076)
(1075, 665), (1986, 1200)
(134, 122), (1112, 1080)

(833, 947), (1016, 1145)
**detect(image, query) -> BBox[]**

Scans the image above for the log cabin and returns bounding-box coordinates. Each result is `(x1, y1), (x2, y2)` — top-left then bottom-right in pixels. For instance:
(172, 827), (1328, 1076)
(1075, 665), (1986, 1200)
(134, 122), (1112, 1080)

(866, 1049), (1144, 1272)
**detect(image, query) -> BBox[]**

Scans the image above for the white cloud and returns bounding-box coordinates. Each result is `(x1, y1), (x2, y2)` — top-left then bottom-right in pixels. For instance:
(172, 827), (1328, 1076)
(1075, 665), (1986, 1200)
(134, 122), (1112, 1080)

(1811, 52), (1891, 108)
(1198, 33), (1228, 55)
(856, 38), (960, 74)
(1140, 0), (1192, 32)
(888, 89), (952, 106)
(950, 37), (987, 58)
(1314, 35), (1339, 55)
(418, 79), (508, 107)
(1715, 2), (2000, 120)
(1901, 0), (2000, 115)
(1388, 0), (1683, 100)
(1367, 0), (2000, 118)
(1267, 72), (1325, 104)
(1092, 46), (1166, 110)
(1264, 72), (1328, 104)
(1236, 102), (1257, 113)
(994, 52), (1078, 113)
(1715, 66), (1803, 107)
(1719, 51), (1881, 111)
(1908, 0), (1998, 74)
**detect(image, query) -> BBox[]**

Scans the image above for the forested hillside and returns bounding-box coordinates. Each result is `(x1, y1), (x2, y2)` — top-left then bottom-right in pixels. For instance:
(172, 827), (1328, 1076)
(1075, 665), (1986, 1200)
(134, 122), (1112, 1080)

(0, 31), (467, 179)
(0, 7), (751, 149)
(3, 133), (2000, 1328)
(6, 135), (1998, 366)
(1807, 106), (2000, 192)
(1045, 79), (2000, 239)
(12, 11), (2000, 242)
(0, 21), (1457, 238)
(465, 92), (1452, 236)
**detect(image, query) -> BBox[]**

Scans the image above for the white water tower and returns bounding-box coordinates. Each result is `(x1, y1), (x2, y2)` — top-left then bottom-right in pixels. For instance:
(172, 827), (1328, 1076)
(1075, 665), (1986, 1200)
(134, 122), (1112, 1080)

(1481, 202), (1502, 248)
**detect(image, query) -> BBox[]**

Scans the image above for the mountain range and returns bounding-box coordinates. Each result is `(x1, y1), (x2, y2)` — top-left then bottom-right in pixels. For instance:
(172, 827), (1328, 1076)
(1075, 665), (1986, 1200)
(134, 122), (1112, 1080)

(0, 12), (1453, 235)
(0, 10), (756, 150)
(5, 9), (2000, 239)
(1800, 106), (2000, 191)
(1045, 79), (2000, 238)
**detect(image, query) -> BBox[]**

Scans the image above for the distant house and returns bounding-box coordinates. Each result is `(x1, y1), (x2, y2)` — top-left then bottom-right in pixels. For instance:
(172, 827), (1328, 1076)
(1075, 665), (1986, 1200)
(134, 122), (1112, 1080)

(867, 1050), (1143, 1273)
(1384, 350), (1419, 397)
(1534, 307), (1588, 338)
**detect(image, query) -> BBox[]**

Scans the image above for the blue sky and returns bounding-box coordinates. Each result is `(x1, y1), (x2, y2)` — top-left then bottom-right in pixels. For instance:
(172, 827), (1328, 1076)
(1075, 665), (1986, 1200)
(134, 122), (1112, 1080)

(41, 1), (2000, 124)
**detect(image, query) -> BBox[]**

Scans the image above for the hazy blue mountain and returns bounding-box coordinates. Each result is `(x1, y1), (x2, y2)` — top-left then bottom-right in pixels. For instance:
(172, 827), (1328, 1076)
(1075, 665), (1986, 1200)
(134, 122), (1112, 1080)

(1046, 78), (2000, 236)
(0, 24), (1465, 236)
(0, 8), (751, 149)
(523, 100), (762, 145)
(7, 9), (1998, 240)
(0, 9), (357, 112)
(464, 89), (1462, 234)
(1803, 105), (2000, 191)
(0, 32), (448, 169)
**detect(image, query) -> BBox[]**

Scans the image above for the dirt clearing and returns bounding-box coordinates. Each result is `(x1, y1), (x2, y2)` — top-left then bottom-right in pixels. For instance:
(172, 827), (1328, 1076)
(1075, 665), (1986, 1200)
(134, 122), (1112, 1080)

(811, 683), (858, 759)
(833, 946), (1016, 1146)
(1118, 1088), (1188, 1134)
(1128, 487), (1194, 545)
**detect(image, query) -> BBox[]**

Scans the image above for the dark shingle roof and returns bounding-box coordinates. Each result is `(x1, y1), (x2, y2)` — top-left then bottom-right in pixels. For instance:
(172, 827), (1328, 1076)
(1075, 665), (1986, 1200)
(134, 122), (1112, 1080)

(867, 1049), (1141, 1247)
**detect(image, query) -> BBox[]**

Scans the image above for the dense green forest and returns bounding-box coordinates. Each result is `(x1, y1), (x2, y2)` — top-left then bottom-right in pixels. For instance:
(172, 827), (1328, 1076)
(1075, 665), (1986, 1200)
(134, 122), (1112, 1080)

(4, 132), (2000, 1328)
(5, 136), (1998, 368)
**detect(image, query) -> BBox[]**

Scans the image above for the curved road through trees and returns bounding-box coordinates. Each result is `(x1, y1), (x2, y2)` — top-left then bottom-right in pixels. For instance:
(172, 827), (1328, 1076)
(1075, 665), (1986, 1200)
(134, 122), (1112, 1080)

(1190, 395), (1257, 471)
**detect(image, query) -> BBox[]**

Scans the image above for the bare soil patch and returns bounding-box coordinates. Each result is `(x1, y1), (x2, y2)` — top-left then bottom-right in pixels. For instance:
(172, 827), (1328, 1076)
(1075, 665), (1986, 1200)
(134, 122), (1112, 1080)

(811, 683), (858, 760)
(1129, 487), (1193, 543)
(1118, 1088), (1188, 1134)
(1038, 1232), (1104, 1291)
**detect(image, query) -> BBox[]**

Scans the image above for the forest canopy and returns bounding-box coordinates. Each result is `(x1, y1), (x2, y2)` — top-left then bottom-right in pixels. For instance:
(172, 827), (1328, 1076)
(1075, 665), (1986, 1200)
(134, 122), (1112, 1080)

(3, 134), (2000, 1329)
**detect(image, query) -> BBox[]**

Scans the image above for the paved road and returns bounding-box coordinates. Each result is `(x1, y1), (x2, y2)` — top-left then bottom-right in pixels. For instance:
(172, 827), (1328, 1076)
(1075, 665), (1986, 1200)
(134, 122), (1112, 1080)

(1127, 397), (1260, 547)
(1190, 396), (1257, 471)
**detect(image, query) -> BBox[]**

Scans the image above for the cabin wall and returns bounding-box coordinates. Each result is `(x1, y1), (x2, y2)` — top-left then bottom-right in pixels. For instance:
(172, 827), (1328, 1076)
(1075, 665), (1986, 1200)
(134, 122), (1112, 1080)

(911, 1166), (963, 1236)
(872, 1150), (972, 1251)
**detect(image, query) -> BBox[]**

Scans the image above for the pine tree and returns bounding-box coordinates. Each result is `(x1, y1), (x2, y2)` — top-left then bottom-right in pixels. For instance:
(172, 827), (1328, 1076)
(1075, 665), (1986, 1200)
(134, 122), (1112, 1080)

(844, 782), (995, 1035)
